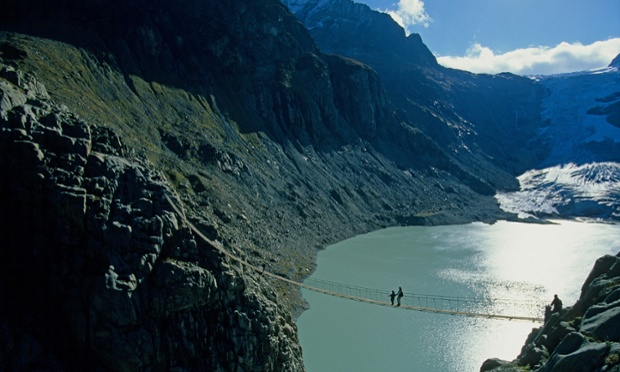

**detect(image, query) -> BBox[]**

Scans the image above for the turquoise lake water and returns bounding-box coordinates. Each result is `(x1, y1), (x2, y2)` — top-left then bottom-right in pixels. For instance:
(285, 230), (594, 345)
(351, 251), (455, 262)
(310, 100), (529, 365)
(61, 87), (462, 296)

(297, 220), (620, 372)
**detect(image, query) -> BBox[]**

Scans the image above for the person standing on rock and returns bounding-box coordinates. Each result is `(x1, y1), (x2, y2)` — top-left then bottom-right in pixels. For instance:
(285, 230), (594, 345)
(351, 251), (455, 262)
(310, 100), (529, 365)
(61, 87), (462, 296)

(550, 294), (562, 313)
(389, 290), (396, 305)
(396, 286), (404, 307)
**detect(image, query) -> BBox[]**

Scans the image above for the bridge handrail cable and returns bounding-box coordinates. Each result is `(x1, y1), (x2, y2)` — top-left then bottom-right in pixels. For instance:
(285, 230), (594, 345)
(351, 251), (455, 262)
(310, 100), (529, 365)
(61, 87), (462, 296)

(165, 194), (545, 323)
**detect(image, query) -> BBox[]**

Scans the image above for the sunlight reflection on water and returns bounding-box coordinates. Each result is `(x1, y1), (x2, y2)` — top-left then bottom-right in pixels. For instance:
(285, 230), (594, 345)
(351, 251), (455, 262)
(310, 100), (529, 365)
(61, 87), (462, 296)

(297, 220), (619, 372)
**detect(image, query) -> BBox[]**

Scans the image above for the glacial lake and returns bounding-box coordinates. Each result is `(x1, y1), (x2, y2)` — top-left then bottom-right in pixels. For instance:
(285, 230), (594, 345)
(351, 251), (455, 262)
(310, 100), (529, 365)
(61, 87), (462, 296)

(297, 220), (620, 372)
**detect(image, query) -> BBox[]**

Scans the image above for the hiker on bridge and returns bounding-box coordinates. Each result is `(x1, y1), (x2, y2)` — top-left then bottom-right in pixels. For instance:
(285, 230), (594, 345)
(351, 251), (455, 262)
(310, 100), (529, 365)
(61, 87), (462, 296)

(389, 290), (396, 305)
(550, 294), (563, 313)
(396, 286), (404, 306)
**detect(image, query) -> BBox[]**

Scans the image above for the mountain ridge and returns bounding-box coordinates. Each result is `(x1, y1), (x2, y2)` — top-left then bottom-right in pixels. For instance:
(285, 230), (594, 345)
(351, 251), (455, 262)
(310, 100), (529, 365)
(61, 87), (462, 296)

(283, 0), (548, 180)
(284, 0), (620, 221)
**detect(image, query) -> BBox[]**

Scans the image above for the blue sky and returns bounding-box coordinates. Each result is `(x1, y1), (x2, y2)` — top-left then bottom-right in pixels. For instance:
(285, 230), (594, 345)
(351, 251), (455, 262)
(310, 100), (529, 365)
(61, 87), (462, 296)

(357, 0), (620, 75)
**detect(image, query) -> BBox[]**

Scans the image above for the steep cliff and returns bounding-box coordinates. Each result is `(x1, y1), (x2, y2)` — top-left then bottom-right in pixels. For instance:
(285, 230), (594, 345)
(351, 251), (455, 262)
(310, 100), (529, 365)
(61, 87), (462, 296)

(0, 63), (303, 370)
(284, 0), (546, 181)
(0, 0), (517, 370)
(482, 252), (620, 372)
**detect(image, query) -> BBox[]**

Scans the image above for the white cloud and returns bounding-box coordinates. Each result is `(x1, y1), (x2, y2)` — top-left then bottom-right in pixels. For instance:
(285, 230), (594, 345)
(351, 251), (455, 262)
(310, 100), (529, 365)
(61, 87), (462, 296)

(436, 38), (620, 76)
(381, 0), (431, 34)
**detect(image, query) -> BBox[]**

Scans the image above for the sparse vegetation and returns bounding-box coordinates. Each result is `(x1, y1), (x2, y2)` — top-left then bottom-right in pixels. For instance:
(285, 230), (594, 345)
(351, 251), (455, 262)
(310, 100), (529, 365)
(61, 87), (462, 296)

(606, 352), (620, 367)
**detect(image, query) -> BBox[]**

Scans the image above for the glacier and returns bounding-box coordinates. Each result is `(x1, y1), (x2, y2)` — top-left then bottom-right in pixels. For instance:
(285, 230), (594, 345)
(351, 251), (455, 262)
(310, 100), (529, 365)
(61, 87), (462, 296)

(535, 65), (620, 166)
(497, 66), (620, 220)
(496, 162), (620, 220)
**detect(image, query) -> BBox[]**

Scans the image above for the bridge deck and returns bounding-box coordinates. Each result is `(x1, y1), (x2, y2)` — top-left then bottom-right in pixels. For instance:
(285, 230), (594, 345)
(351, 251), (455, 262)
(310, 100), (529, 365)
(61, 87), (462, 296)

(166, 195), (545, 323)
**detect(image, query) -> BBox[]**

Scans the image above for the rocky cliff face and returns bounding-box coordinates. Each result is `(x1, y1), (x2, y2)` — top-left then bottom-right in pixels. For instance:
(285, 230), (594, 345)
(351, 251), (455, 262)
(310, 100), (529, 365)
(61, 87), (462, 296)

(0, 64), (303, 370)
(0, 0), (520, 370)
(482, 252), (620, 372)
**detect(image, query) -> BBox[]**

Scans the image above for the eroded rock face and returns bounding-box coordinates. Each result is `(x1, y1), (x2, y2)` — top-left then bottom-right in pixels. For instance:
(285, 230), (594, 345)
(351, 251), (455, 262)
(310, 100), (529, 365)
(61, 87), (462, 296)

(481, 253), (620, 372)
(0, 65), (303, 371)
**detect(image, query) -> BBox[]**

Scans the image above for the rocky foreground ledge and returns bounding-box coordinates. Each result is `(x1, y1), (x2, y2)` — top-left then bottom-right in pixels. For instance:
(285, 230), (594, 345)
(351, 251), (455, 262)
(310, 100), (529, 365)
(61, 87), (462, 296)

(482, 252), (620, 372)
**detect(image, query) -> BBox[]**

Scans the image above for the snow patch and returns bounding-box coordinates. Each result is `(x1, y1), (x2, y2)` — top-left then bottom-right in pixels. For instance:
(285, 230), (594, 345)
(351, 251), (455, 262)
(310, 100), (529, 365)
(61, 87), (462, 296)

(496, 162), (620, 220)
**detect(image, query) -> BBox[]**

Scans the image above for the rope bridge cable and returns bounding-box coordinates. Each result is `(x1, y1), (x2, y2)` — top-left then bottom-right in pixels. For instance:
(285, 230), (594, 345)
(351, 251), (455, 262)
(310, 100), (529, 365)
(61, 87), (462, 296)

(164, 195), (545, 323)
(303, 278), (545, 322)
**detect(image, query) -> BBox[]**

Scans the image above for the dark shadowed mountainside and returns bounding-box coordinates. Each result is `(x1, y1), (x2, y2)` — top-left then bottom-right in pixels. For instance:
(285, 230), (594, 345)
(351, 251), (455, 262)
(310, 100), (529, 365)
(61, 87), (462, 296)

(0, 0), (525, 370)
(284, 0), (547, 181)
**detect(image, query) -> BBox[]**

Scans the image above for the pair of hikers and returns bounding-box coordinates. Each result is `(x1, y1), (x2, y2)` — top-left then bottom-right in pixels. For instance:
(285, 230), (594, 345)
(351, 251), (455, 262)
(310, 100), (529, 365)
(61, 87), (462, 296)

(389, 287), (404, 306)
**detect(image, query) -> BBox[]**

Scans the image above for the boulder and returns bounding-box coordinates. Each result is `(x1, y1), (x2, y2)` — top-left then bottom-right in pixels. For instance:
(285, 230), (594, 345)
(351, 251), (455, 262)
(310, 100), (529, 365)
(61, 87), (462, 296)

(480, 358), (510, 371)
(518, 343), (549, 368)
(581, 306), (620, 341)
(541, 341), (608, 372)
(582, 254), (620, 293)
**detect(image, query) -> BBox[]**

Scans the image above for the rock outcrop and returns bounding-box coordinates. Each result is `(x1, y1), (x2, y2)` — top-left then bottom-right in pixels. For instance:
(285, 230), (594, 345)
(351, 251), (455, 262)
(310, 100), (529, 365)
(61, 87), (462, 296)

(481, 252), (620, 372)
(0, 64), (303, 370)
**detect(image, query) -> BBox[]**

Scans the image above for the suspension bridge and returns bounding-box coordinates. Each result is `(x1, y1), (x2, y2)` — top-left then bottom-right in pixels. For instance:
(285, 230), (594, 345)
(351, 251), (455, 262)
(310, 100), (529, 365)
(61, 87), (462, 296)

(166, 195), (545, 323)
(295, 277), (544, 322)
